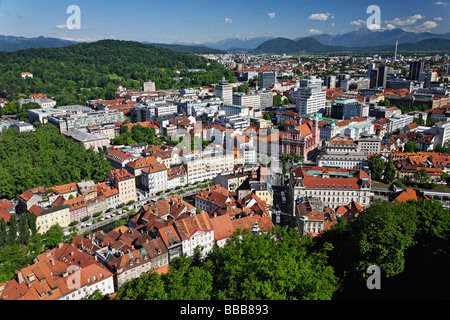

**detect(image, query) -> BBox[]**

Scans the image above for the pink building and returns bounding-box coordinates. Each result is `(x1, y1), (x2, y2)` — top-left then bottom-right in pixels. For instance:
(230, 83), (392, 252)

(280, 117), (320, 161)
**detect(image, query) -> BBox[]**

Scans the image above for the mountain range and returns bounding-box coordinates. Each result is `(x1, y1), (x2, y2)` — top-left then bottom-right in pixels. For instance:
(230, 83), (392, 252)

(185, 27), (450, 52)
(0, 35), (77, 52)
(1, 27), (450, 54)
(253, 37), (450, 54)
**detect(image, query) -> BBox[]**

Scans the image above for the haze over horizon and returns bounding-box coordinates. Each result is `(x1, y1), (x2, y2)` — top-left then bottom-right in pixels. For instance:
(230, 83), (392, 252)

(0, 0), (449, 45)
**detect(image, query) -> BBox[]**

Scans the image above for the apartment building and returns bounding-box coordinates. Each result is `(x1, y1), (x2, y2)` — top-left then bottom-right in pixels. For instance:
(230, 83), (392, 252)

(223, 104), (250, 117)
(29, 204), (71, 234)
(431, 121), (450, 147)
(141, 163), (168, 195)
(173, 211), (215, 258)
(108, 169), (136, 205)
(232, 92), (261, 108)
(181, 148), (235, 184)
(215, 80), (233, 105)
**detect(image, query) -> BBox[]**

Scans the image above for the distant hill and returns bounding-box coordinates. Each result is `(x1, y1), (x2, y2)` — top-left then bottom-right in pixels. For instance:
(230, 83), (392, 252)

(142, 42), (225, 54)
(191, 37), (276, 51)
(254, 35), (450, 54)
(308, 27), (450, 47)
(254, 37), (346, 54)
(0, 35), (78, 52)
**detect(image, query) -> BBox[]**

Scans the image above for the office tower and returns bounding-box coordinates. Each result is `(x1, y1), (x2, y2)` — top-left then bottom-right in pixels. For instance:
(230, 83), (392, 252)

(292, 76), (326, 115)
(215, 79), (233, 105)
(259, 90), (274, 109)
(446, 64), (450, 76)
(369, 69), (379, 88)
(324, 75), (336, 89)
(338, 74), (350, 87)
(409, 61), (424, 81)
(143, 81), (156, 92)
(377, 66), (387, 88)
(366, 63), (375, 78)
(259, 72), (276, 89)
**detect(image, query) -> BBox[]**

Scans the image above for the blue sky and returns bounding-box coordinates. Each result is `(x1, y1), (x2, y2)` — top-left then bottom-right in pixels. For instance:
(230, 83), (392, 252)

(0, 0), (449, 43)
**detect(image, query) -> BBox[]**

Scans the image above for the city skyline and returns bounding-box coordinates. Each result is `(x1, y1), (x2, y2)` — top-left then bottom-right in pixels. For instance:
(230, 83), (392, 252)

(0, 0), (449, 44)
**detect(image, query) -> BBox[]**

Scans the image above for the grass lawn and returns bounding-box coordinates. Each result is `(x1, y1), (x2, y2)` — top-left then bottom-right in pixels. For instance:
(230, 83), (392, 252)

(371, 181), (391, 189)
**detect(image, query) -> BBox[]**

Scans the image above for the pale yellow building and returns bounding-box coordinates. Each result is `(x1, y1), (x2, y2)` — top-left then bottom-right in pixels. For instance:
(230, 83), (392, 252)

(29, 204), (71, 234)
(108, 169), (137, 205)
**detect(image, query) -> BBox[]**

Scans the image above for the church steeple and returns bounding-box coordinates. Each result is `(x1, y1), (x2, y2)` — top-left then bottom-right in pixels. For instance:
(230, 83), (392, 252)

(251, 219), (260, 235)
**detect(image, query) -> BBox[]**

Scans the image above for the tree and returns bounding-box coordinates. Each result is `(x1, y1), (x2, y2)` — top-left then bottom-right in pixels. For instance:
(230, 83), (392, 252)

(383, 159), (396, 183)
(403, 141), (421, 152)
(19, 213), (30, 244)
(207, 227), (338, 300)
(414, 168), (429, 184)
(313, 198), (450, 299)
(369, 155), (384, 181)
(273, 95), (283, 107)
(162, 255), (213, 300)
(43, 225), (65, 249)
(84, 289), (109, 301)
(8, 215), (18, 245)
(0, 218), (9, 247)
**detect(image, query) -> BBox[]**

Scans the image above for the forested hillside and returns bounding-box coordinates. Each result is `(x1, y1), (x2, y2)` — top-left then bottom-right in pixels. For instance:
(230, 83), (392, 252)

(0, 40), (235, 106)
(0, 124), (113, 199)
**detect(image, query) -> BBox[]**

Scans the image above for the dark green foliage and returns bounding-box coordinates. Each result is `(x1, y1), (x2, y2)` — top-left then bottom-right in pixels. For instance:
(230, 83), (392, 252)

(0, 124), (113, 199)
(403, 141), (421, 152)
(111, 124), (158, 146)
(368, 154), (384, 181)
(114, 227), (339, 300)
(314, 199), (450, 299)
(383, 159), (397, 183)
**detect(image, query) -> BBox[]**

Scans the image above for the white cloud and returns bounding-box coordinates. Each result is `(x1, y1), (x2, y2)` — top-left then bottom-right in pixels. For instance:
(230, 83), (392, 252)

(385, 14), (425, 26)
(58, 36), (99, 42)
(413, 20), (439, 32)
(350, 19), (366, 26)
(383, 23), (397, 30)
(224, 17), (232, 23)
(434, 17), (444, 21)
(55, 24), (70, 30)
(435, 1), (448, 5)
(55, 24), (87, 31)
(268, 12), (276, 19)
(309, 29), (323, 35)
(308, 13), (332, 21)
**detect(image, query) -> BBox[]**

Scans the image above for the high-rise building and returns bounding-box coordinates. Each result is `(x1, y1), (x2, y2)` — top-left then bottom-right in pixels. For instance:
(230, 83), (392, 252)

(368, 65), (387, 88)
(259, 72), (276, 89)
(324, 75), (336, 89)
(292, 76), (326, 115)
(143, 81), (156, 92)
(215, 79), (233, 105)
(409, 61), (424, 81)
(258, 90), (274, 109)
(377, 66), (387, 88)
(369, 69), (379, 88)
